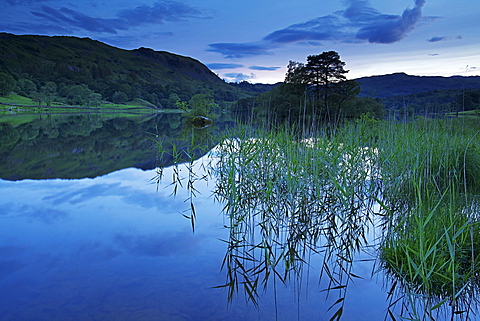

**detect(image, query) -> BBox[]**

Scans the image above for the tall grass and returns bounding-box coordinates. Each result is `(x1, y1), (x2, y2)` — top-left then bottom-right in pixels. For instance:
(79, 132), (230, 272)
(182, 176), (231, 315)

(211, 118), (382, 320)
(155, 116), (480, 320)
(376, 118), (480, 320)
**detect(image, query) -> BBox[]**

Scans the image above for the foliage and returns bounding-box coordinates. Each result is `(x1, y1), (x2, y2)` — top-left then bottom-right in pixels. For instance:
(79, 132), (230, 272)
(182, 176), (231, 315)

(236, 51), (383, 124)
(154, 116), (480, 320)
(0, 33), (246, 109)
(181, 93), (219, 120)
(356, 73), (480, 116)
(0, 72), (16, 96)
(0, 113), (217, 180)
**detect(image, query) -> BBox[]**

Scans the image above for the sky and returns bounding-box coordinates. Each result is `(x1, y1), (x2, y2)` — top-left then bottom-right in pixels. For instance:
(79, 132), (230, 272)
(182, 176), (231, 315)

(1, 0), (479, 83)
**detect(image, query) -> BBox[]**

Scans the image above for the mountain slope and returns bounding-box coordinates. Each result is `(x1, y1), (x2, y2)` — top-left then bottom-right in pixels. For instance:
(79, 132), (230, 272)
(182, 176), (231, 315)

(356, 72), (480, 98)
(0, 33), (237, 107)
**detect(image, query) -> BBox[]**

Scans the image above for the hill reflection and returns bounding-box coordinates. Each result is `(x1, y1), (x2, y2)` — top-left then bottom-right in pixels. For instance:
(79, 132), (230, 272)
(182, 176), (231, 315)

(0, 113), (217, 180)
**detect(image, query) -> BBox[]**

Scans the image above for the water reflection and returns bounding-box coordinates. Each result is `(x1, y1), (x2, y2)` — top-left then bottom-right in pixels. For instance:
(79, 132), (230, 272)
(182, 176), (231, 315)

(156, 125), (480, 320)
(0, 113), (214, 180)
(2, 113), (479, 320)
(206, 135), (382, 319)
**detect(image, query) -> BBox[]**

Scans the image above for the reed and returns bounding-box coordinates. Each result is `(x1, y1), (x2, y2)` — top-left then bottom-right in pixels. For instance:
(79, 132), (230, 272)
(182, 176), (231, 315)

(155, 116), (480, 320)
(376, 118), (480, 320)
(211, 118), (382, 320)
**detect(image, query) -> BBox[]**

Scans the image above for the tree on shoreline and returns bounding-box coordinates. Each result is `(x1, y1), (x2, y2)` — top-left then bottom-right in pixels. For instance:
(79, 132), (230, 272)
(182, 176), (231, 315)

(285, 51), (350, 120)
(235, 51), (384, 124)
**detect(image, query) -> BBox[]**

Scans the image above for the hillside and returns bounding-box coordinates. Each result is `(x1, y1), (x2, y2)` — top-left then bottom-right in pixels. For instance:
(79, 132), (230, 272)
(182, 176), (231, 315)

(356, 73), (480, 98)
(0, 33), (240, 108)
(355, 73), (480, 113)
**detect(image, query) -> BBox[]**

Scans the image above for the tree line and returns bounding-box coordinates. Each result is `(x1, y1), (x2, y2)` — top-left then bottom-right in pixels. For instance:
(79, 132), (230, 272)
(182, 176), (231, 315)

(233, 51), (385, 124)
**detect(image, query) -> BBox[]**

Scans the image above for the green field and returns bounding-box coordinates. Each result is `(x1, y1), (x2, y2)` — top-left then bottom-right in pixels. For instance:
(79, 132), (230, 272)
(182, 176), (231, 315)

(0, 94), (172, 115)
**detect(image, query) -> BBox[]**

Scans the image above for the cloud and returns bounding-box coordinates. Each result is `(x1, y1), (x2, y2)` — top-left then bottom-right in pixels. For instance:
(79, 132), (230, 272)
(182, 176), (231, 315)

(206, 63), (244, 70)
(6, 0), (52, 4)
(17, 1), (208, 35)
(31, 6), (127, 34)
(208, 0), (430, 59)
(355, 0), (426, 43)
(263, 15), (341, 44)
(249, 66), (281, 71)
(117, 1), (208, 26)
(224, 72), (256, 82)
(428, 53), (439, 56)
(207, 42), (274, 58)
(427, 35), (463, 43)
(428, 36), (446, 42)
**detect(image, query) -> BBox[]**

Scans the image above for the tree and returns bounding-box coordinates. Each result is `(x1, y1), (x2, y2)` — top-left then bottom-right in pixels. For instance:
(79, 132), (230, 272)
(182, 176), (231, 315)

(40, 82), (57, 106)
(16, 79), (37, 97)
(112, 91), (128, 104)
(188, 94), (217, 117)
(304, 51), (348, 118)
(284, 51), (353, 121)
(0, 72), (16, 96)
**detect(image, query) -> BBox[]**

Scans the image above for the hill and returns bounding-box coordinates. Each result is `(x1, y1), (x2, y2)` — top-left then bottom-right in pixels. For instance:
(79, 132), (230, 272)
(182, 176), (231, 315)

(356, 72), (480, 98)
(0, 33), (241, 109)
(355, 73), (480, 114)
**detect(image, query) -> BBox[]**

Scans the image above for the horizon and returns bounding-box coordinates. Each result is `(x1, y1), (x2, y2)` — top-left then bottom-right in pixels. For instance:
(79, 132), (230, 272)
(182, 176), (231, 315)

(1, 0), (479, 84)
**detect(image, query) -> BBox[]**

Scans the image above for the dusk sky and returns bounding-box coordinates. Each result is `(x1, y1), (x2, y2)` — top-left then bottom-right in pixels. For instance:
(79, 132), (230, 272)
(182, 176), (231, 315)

(1, 0), (479, 83)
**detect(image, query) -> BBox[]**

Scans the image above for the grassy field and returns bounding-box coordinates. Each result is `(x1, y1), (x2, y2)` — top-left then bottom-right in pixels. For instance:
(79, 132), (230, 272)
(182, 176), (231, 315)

(0, 94), (171, 114)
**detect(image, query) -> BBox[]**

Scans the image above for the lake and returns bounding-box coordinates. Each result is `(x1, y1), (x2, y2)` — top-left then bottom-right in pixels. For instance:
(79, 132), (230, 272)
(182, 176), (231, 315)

(0, 113), (472, 320)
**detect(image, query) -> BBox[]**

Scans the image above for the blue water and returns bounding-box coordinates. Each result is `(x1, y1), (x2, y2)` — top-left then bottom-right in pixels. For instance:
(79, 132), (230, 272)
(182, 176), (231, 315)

(0, 149), (391, 320)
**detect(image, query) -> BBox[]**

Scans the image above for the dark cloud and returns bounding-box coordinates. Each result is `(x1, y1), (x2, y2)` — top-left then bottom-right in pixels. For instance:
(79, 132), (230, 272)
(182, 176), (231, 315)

(0, 21), (72, 34)
(209, 0), (429, 59)
(342, 0), (387, 22)
(207, 42), (274, 58)
(427, 35), (463, 43)
(355, 0), (426, 43)
(207, 63), (244, 70)
(31, 6), (126, 34)
(249, 66), (280, 71)
(263, 15), (341, 44)
(224, 72), (256, 82)
(17, 1), (208, 35)
(428, 53), (439, 56)
(428, 36), (446, 42)
(6, 0), (53, 4)
(117, 1), (208, 26)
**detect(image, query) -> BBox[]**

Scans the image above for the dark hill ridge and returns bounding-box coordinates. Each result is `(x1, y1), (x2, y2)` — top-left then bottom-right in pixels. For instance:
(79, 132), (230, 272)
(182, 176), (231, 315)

(356, 72), (480, 98)
(0, 32), (222, 84)
(0, 33), (239, 107)
(131, 47), (223, 83)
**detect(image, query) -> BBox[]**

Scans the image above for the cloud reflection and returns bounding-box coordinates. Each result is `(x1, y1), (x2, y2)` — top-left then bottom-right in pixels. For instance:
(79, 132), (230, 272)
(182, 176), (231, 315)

(1, 202), (68, 223)
(114, 230), (201, 257)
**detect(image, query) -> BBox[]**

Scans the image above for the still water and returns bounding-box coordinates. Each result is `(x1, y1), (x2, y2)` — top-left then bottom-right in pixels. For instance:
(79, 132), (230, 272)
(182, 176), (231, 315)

(0, 113), (393, 320)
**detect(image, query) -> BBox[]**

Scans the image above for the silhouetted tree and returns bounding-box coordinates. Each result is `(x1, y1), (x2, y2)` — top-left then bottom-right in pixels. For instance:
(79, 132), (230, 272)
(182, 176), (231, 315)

(284, 51), (356, 121)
